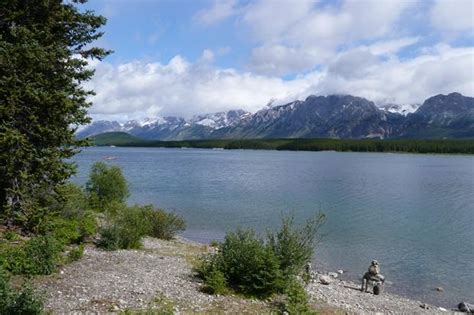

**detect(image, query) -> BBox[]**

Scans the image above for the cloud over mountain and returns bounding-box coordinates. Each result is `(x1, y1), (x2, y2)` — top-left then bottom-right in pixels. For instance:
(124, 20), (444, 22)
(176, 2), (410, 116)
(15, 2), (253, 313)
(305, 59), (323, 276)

(85, 0), (474, 122)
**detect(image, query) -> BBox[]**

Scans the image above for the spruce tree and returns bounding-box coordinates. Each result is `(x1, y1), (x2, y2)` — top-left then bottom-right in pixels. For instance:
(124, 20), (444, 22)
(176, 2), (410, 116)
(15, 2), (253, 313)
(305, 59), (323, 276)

(0, 0), (110, 228)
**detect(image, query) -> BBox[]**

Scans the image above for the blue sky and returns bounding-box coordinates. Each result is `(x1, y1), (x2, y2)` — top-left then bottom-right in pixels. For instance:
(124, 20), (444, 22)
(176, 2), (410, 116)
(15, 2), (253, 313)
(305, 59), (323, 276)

(84, 1), (250, 68)
(83, 0), (474, 121)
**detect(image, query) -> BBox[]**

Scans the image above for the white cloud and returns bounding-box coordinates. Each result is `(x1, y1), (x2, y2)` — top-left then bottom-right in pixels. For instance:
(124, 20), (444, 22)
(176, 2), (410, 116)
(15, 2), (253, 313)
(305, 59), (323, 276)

(87, 45), (473, 121)
(318, 45), (474, 105)
(248, 45), (327, 76)
(194, 0), (238, 26)
(86, 54), (314, 121)
(431, 0), (474, 32)
(240, 0), (418, 75)
(241, 0), (315, 43)
(363, 37), (420, 56)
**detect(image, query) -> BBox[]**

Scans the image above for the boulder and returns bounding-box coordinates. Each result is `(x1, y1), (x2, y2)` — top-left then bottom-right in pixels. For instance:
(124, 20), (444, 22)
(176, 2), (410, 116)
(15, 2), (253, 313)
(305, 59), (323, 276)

(328, 272), (339, 278)
(458, 302), (474, 313)
(319, 275), (333, 285)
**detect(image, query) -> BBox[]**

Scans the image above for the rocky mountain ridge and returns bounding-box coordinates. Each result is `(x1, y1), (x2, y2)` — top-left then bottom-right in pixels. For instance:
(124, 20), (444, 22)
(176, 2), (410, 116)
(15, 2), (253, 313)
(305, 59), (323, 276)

(77, 93), (473, 140)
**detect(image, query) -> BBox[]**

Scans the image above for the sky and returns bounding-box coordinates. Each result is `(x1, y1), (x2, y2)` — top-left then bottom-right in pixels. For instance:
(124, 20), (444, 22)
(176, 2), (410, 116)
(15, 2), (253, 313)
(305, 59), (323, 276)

(82, 0), (474, 121)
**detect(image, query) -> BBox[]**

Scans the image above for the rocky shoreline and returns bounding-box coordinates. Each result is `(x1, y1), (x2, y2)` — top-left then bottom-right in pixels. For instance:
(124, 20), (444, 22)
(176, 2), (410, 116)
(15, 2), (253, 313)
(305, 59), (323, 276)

(306, 271), (459, 314)
(36, 237), (464, 314)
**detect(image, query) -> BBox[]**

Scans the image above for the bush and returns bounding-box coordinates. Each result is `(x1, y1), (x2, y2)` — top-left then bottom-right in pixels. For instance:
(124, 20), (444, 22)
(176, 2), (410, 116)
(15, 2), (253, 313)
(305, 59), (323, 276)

(56, 183), (97, 241)
(0, 268), (44, 314)
(268, 213), (326, 279)
(283, 279), (315, 314)
(36, 183), (97, 246)
(1, 236), (61, 275)
(98, 205), (149, 250)
(0, 268), (10, 311)
(97, 224), (121, 251)
(195, 213), (325, 300)
(217, 230), (283, 297)
(55, 183), (89, 219)
(2, 230), (20, 241)
(203, 268), (228, 295)
(86, 162), (129, 211)
(67, 244), (85, 263)
(141, 206), (186, 240)
(46, 218), (82, 246)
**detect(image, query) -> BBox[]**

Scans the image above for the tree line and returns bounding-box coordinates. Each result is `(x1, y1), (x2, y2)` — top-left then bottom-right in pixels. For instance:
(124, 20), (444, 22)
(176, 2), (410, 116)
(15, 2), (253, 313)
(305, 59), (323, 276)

(92, 132), (474, 154)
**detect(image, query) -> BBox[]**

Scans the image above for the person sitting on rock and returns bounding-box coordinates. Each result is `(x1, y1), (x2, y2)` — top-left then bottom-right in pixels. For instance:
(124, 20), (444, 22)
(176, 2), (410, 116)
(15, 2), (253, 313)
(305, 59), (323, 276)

(361, 260), (385, 293)
(368, 260), (380, 276)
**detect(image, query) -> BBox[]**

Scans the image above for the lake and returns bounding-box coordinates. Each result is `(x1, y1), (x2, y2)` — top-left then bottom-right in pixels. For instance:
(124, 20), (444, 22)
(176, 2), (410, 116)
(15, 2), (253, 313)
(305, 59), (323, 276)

(73, 147), (474, 307)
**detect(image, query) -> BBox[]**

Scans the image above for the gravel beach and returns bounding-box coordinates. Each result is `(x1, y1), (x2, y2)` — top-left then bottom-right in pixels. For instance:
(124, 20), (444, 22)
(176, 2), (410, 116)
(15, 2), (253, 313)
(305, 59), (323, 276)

(36, 237), (462, 314)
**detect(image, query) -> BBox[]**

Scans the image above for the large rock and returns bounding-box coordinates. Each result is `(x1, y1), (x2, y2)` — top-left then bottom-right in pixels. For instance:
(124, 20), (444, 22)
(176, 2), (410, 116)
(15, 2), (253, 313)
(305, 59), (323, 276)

(319, 275), (333, 285)
(458, 302), (474, 313)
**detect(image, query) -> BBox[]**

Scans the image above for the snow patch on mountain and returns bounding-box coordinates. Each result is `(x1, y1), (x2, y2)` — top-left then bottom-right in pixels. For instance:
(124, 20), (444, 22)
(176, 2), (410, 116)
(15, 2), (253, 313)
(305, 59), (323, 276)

(381, 103), (419, 115)
(77, 109), (251, 139)
(191, 110), (251, 129)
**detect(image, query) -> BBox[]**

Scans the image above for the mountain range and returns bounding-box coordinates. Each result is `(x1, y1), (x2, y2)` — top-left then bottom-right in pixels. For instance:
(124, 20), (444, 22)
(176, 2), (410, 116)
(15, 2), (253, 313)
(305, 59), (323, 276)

(77, 93), (474, 140)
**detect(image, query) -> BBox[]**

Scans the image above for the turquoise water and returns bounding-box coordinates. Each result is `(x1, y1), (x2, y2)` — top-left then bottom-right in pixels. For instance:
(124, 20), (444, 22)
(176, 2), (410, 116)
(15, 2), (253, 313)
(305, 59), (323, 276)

(73, 147), (474, 307)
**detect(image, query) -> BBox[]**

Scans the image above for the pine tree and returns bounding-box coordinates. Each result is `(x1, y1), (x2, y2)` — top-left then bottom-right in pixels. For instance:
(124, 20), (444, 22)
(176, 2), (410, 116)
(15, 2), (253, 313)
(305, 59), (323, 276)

(0, 0), (110, 228)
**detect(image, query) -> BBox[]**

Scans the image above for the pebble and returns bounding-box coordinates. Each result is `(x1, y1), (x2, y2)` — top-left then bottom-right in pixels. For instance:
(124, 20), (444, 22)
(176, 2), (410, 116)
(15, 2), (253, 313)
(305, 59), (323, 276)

(36, 237), (447, 314)
(37, 237), (269, 313)
(307, 271), (443, 314)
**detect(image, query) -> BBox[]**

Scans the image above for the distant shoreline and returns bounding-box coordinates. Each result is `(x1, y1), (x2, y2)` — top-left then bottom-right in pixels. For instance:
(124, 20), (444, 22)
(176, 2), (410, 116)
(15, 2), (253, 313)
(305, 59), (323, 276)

(88, 132), (474, 154)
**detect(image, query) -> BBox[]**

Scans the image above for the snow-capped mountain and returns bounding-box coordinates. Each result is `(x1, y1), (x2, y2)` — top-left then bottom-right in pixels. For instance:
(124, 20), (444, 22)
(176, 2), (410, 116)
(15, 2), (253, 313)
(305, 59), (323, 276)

(77, 110), (251, 140)
(381, 103), (419, 116)
(212, 95), (404, 139)
(78, 93), (473, 140)
(190, 109), (251, 129)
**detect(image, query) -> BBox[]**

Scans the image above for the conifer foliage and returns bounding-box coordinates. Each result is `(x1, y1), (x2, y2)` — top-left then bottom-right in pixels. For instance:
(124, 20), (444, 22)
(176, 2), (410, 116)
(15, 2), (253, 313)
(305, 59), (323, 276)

(0, 0), (110, 228)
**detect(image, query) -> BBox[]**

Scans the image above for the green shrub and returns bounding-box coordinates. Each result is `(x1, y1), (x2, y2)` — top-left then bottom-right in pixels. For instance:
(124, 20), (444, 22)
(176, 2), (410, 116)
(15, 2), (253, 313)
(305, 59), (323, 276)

(0, 268), (10, 311)
(194, 254), (220, 281)
(98, 205), (149, 250)
(203, 268), (228, 295)
(6, 284), (44, 315)
(283, 279), (315, 314)
(86, 162), (129, 211)
(97, 224), (121, 250)
(48, 218), (82, 246)
(196, 213), (325, 300)
(67, 244), (85, 263)
(2, 230), (20, 241)
(20, 236), (61, 275)
(141, 206), (186, 240)
(37, 183), (97, 246)
(268, 213), (326, 279)
(55, 183), (90, 219)
(219, 230), (284, 297)
(0, 268), (44, 314)
(1, 236), (61, 275)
